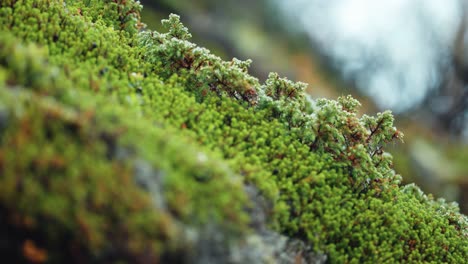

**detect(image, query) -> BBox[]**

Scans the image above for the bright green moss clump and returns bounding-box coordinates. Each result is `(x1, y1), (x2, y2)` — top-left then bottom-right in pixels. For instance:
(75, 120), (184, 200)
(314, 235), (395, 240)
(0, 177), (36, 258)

(0, 1), (467, 263)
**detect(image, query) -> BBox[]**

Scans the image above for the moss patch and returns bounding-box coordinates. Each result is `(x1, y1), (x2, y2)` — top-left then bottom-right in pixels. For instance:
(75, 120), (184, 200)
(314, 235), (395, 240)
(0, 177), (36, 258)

(0, 1), (466, 263)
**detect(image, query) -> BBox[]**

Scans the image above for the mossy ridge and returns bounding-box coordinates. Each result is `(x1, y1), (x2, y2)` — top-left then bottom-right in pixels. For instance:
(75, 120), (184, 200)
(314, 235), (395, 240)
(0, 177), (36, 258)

(0, 0), (249, 230)
(138, 12), (467, 263)
(0, 31), (249, 262)
(0, 0), (466, 263)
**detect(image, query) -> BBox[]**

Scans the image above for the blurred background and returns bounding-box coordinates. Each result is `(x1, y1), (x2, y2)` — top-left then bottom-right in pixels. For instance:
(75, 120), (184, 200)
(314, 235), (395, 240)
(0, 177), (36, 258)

(139, 0), (468, 214)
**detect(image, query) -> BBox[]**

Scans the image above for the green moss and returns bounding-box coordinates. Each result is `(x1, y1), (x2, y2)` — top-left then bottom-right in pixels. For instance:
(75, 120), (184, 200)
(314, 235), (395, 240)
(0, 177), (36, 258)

(0, 0), (466, 263)
(0, 31), (248, 262)
(0, 85), (173, 262)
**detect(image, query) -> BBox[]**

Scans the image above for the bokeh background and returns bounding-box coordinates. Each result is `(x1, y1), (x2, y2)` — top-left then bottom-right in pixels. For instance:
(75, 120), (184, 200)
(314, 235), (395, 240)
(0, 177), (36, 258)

(139, 0), (468, 213)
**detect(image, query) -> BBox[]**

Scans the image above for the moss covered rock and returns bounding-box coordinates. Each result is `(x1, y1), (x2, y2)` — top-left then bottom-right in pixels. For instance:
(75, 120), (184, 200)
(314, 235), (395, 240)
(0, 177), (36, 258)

(0, 1), (466, 263)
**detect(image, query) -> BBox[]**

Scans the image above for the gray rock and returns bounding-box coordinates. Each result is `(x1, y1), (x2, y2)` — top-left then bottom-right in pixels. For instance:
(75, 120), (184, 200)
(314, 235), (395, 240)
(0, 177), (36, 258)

(133, 158), (167, 210)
